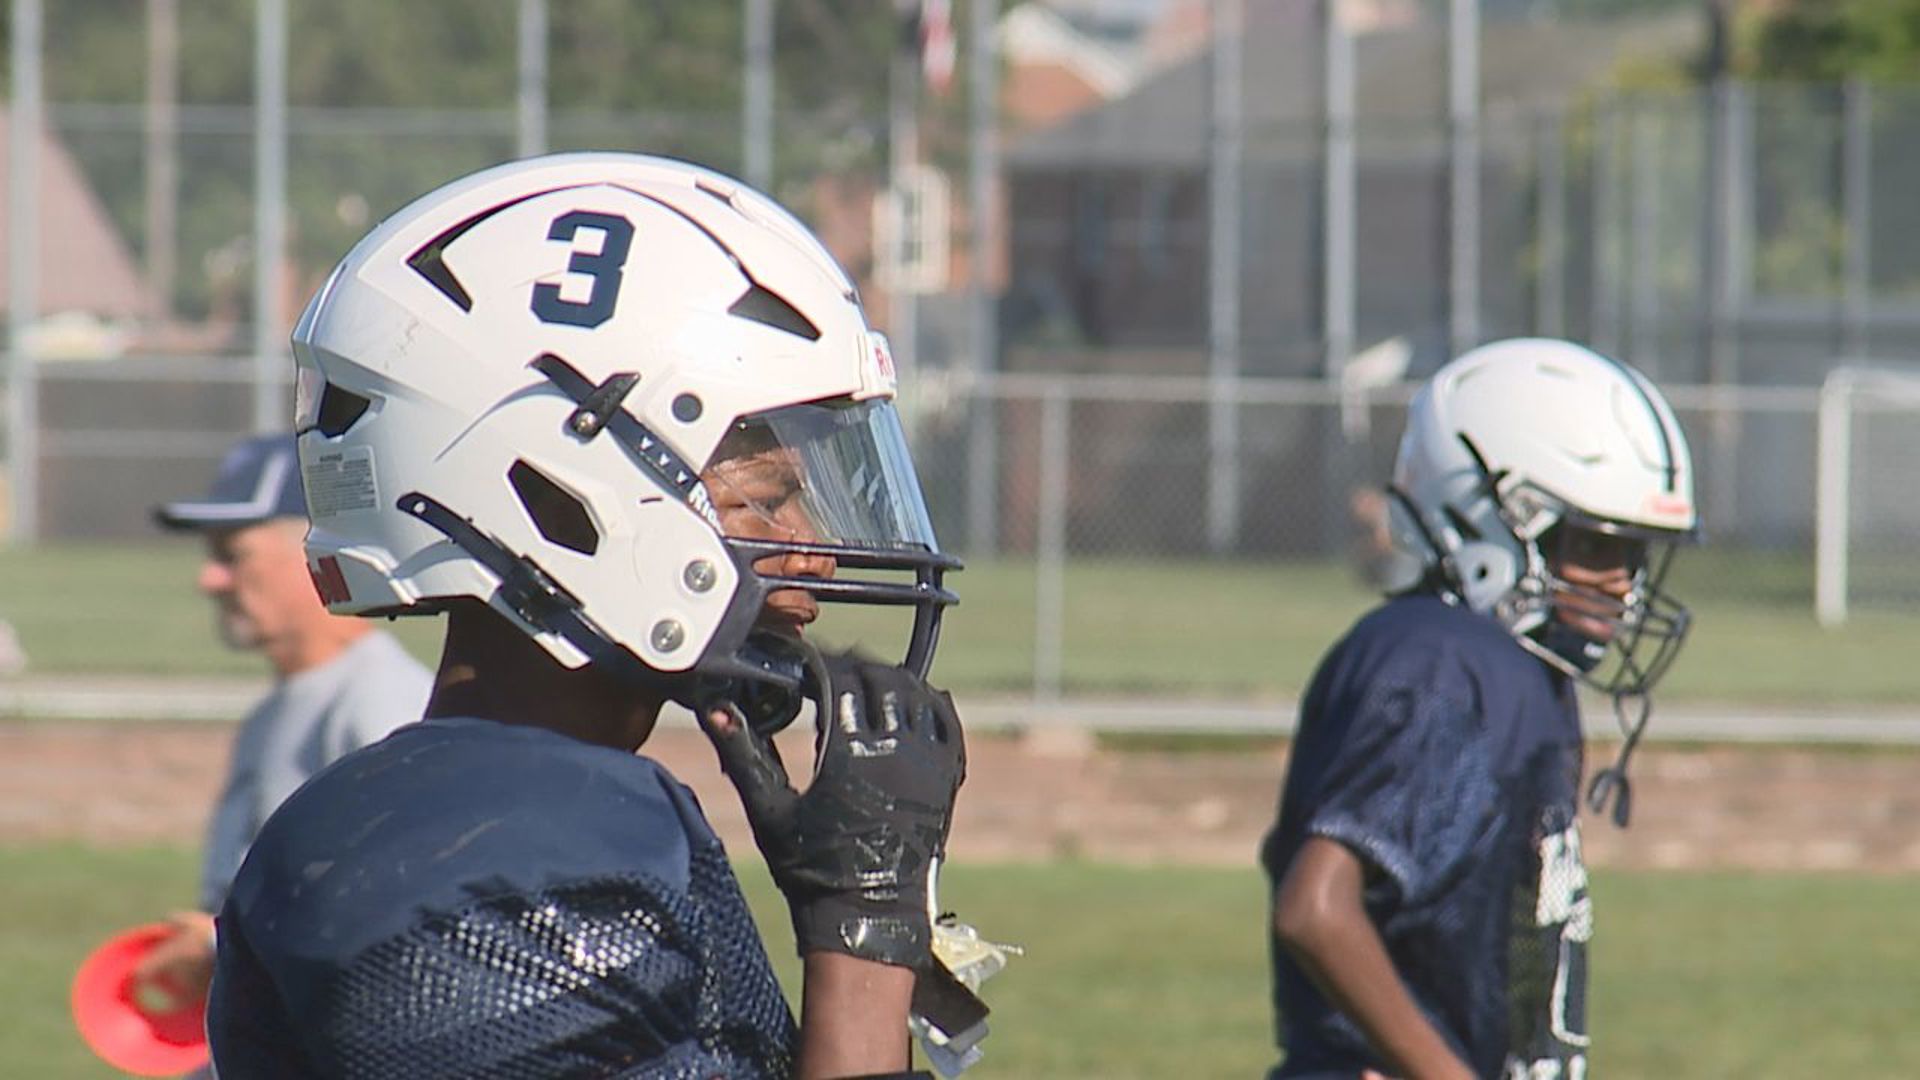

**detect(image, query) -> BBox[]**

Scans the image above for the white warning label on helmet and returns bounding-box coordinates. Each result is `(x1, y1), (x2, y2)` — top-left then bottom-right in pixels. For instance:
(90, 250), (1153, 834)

(303, 446), (379, 517)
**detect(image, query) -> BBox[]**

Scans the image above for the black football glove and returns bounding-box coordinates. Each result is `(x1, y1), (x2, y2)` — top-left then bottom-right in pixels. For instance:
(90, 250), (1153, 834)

(698, 649), (966, 968)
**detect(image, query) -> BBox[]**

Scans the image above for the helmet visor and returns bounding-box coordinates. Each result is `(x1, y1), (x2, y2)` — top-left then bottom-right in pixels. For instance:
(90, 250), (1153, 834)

(695, 397), (959, 697)
(704, 398), (939, 552)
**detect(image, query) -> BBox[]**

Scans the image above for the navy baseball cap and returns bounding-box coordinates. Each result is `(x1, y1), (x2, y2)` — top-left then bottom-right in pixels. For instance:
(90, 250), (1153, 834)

(153, 433), (307, 530)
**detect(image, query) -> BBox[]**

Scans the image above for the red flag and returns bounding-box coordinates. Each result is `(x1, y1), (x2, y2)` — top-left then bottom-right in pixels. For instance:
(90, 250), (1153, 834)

(921, 0), (956, 97)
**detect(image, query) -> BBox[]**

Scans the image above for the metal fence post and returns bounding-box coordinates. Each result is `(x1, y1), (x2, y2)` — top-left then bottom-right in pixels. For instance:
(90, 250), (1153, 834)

(743, 0), (773, 189)
(1447, 0), (1480, 357)
(252, 0), (288, 434)
(965, 0), (1001, 557)
(146, 0), (180, 319)
(1728, 81), (1754, 310)
(1590, 101), (1620, 358)
(1206, 0), (1244, 555)
(1706, 80), (1747, 531)
(1323, 0), (1355, 386)
(1533, 108), (1565, 337)
(517, 0), (548, 159)
(887, 0), (921, 381)
(1322, 0), (1359, 549)
(1033, 384), (1069, 701)
(7, 0), (43, 542)
(1627, 102), (1661, 374)
(1840, 79), (1871, 361)
(1814, 372), (1851, 627)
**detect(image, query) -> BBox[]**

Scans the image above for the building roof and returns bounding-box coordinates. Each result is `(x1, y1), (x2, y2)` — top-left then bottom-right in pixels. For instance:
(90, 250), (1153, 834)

(1003, 4), (1141, 134)
(1009, 9), (1700, 168)
(1005, 3), (1138, 100)
(0, 107), (162, 322)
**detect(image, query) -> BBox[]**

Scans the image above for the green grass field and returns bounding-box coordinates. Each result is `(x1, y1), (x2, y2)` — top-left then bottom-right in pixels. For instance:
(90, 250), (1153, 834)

(3, 541), (1918, 705)
(4, 845), (1915, 1078)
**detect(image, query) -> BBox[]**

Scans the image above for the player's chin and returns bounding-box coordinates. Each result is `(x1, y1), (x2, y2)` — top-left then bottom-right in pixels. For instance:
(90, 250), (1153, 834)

(1554, 610), (1617, 644)
(758, 590), (819, 633)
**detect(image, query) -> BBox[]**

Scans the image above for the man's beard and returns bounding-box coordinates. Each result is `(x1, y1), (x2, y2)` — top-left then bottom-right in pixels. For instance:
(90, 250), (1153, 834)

(215, 604), (264, 651)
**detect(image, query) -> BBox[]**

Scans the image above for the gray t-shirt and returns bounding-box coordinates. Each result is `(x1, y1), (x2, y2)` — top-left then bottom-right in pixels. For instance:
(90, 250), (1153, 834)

(198, 630), (432, 911)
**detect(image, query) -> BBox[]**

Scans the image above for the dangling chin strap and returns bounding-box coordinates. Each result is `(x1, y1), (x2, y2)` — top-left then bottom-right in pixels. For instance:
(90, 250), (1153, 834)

(785, 631), (837, 760)
(684, 629), (839, 740)
(399, 490), (641, 678)
(1586, 689), (1650, 828)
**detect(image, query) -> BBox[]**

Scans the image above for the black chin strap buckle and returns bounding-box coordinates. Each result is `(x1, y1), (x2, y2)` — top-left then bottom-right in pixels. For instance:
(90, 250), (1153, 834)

(1585, 767), (1632, 829)
(1587, 690), (1651, 828)
(684, 633), (830, 738)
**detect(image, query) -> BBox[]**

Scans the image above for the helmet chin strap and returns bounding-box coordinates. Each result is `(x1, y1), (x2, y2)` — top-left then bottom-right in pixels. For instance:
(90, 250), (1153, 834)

(1530, 614), (1648, 829)
(684, 629), (835, 739)
(1587, 689), (1650, 828)
(1535, 620), (1606, 674)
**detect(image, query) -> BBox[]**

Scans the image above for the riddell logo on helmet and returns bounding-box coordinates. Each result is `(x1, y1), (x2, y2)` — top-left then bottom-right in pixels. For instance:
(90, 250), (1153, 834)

(309, 556), (352, 606)
(856, 334), (899, 398)
(1641, 493), (1692, 519)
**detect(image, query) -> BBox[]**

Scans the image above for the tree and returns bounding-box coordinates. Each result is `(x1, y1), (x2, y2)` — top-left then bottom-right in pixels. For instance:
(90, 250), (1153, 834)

(1740, 0), (1920, 80)
(2, 0), (909, 326)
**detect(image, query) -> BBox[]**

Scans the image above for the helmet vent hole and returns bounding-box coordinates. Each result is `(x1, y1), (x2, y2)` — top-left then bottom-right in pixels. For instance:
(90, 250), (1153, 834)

(315, 383), (372, 437)
(508, 461), (599, 556)
(728, 283), (821, 341)
(405, 199), (520, 311)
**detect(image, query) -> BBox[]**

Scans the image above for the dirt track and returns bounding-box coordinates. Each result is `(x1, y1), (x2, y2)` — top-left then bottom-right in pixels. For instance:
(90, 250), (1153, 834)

(4, 720), (1918, 872)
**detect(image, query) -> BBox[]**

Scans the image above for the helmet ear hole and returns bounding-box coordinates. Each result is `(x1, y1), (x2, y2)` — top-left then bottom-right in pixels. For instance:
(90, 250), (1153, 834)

(1453, 541), (1518, 613)
(315, 383), (372, 437)
(508, 461), (600, 556)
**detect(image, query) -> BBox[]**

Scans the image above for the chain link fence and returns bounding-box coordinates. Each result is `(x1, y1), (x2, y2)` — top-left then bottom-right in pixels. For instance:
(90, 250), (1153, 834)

(5, 5), (1920, 699)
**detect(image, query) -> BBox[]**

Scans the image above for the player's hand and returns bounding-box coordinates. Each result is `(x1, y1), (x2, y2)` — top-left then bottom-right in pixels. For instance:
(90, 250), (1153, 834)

(128, 911), (216, 1017)
(699, 651), (965, 969)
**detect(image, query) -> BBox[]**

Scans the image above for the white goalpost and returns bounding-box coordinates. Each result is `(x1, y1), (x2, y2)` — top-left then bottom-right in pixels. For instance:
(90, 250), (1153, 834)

(1814, 365), (1920, 626)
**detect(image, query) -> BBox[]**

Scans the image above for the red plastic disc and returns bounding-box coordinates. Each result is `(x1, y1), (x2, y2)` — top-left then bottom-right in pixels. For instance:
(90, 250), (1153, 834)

(70, 923), (210, 1077)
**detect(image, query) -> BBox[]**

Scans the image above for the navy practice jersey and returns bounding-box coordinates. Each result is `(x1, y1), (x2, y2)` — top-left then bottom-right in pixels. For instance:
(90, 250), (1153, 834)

(1261, 595), (1590, 1080)
(208, 718), (796, 1079)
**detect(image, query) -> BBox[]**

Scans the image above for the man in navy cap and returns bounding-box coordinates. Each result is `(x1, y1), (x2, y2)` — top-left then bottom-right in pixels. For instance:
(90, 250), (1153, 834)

(128, 432), (431, 1027)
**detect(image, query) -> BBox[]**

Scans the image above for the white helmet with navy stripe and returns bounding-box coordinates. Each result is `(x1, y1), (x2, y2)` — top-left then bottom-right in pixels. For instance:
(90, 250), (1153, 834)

(289, 152), (956, 705)
(1387, 337), (1699, 697)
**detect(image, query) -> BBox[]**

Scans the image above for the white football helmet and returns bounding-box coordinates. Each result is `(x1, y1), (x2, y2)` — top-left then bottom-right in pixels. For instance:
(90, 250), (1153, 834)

(291, 152), (956, 704)
(1386, 338), (1699, 697)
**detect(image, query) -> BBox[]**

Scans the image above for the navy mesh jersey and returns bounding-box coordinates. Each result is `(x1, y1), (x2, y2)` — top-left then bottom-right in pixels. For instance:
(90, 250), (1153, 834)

(1261, 595), (1590, 1079)
(208, 718), (796, 1079)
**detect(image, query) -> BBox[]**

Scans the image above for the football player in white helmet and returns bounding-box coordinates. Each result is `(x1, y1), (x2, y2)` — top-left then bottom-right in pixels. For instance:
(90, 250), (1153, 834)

(206, 153), (971, 1080)
(1261, 339), (1698, 1080)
